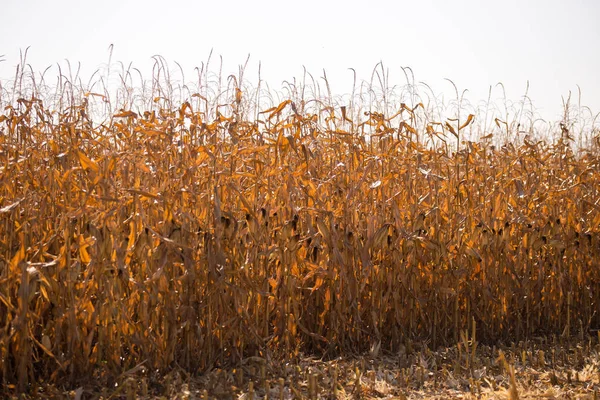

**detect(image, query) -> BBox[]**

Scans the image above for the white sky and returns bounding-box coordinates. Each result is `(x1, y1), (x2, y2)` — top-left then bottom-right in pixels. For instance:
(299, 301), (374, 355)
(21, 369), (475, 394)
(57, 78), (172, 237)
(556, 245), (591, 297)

(1, 0), (599, 123)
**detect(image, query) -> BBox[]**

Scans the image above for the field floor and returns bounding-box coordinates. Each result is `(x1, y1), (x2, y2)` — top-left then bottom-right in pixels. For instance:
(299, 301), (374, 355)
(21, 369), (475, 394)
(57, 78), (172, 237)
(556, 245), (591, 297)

(13, 338), (600, 399)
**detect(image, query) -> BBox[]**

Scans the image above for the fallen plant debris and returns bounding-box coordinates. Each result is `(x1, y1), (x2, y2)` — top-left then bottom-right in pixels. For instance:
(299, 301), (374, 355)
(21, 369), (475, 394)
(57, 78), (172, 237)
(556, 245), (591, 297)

(9, 339), (600, 399)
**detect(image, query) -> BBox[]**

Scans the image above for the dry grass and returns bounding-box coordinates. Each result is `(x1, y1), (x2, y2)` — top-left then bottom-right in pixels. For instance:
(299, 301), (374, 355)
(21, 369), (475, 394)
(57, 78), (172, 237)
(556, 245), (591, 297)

(0, 54), (599, 397)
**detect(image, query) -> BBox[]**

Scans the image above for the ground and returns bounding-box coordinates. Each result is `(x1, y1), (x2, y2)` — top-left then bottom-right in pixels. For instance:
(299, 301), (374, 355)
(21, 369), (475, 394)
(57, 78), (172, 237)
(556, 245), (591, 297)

(10, 337), (600, 399)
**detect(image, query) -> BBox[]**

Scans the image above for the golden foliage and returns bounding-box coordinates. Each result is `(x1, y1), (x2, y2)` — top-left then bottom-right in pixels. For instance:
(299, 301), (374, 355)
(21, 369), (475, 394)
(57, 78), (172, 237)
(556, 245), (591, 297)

(0, 65), (599, 394)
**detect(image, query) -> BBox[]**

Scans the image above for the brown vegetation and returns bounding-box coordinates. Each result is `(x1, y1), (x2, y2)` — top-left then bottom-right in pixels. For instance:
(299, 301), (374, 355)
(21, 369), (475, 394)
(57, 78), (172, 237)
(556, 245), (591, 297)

(0, 56), (599, 397)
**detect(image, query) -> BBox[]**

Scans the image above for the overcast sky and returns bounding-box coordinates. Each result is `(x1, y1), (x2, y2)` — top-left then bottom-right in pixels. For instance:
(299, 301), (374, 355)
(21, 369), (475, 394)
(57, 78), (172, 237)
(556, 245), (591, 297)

(1, 0), (599, 122)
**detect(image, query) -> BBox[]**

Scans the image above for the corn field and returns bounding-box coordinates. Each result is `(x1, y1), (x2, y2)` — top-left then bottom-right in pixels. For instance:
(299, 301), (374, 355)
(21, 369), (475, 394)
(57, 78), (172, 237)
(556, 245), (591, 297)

(0, 57), (599, 393)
